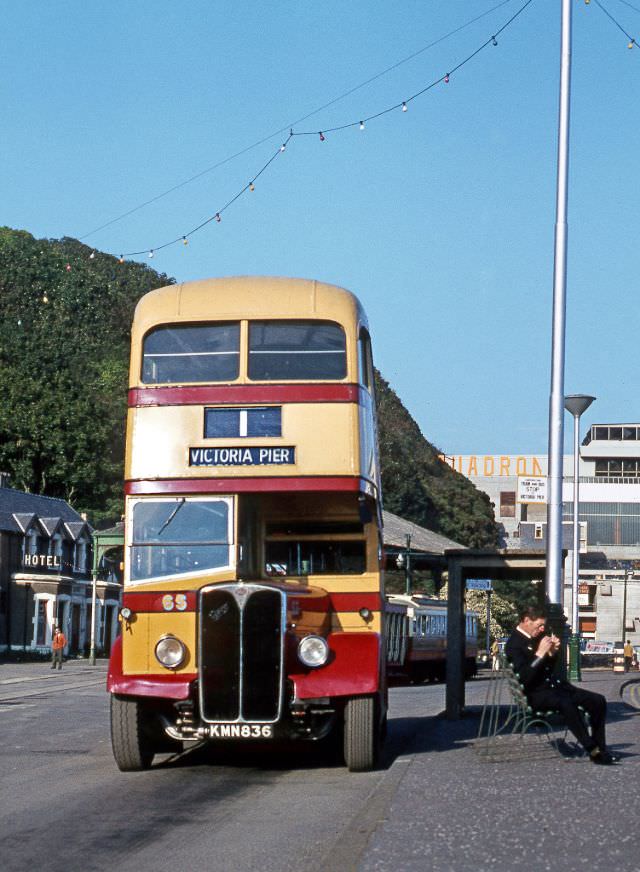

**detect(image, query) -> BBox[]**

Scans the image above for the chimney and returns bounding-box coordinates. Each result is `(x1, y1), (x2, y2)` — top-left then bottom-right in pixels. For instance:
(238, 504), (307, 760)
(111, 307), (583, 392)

(0, 472), (10, 488)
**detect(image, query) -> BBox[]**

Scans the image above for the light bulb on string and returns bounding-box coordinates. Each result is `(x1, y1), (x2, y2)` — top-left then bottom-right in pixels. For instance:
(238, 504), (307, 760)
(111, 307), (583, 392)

(148, 250), (154, 259)
(628, 39), (635, 49)
(444, 73), (450, 84)
(215, 213), (221, 223)
(42, 294), (49, 304)
(402, 102), (408, 112)
(119, 255), (124, 264)
(492, 36), (498, 46)
(319, 132), (325, 141)
(249, 182), (255, 192)
(359, 121), (365, 130)
(182, 236), (188, 246)
(89, 250), (96, 260)
(65, 263), (72, 272)
(280, 143), (286, 152)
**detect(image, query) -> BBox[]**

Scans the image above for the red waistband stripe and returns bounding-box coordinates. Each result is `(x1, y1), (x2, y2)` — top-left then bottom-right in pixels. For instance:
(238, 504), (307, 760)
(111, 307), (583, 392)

(129, 383), (365, 407)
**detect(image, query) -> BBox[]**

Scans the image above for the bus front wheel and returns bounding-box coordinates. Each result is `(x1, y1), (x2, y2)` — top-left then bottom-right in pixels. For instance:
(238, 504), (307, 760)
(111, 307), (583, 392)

(344, 696), (380, 772)
(110, 695), (155, 771)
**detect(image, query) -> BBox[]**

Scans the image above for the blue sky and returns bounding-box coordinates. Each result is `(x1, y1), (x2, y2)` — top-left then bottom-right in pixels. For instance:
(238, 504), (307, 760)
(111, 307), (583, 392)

(3, 0), (639, 454)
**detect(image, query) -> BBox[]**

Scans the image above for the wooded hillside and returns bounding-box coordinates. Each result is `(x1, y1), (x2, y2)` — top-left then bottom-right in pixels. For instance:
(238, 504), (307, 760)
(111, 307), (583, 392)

(0, 227), (498, 546)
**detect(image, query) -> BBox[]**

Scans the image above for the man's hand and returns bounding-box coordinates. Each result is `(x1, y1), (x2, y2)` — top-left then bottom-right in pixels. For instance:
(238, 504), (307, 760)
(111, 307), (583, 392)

(537, 635), (556, 657)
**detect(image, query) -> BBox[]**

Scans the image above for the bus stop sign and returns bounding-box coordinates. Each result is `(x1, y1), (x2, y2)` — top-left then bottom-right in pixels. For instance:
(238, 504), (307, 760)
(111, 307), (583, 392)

(466, 579), (492, 591)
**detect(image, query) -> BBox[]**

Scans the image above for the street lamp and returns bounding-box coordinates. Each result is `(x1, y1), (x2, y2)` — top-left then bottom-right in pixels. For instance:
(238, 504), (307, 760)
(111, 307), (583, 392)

(564, 393), (595, 679)
(396, 534), (412, 596)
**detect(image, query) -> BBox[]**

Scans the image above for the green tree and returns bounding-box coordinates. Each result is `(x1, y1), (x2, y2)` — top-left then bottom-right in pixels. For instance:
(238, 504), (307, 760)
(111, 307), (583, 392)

(0, 228), (171, 523)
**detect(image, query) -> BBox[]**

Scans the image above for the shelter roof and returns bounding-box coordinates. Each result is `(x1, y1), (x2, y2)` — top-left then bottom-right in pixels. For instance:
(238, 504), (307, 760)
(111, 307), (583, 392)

(382, 510), (465, 555)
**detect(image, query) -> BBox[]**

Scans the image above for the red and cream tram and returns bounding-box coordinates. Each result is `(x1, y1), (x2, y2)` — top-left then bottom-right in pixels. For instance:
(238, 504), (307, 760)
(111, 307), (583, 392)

(385, 593), (478, 683)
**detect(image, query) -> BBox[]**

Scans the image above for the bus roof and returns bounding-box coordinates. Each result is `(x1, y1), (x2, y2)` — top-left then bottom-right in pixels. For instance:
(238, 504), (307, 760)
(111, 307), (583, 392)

(132, 276), (368, 340)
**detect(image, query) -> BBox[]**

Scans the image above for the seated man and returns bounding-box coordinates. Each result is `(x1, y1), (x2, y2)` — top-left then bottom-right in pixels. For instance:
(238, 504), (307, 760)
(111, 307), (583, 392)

(505, 606), (619, 765)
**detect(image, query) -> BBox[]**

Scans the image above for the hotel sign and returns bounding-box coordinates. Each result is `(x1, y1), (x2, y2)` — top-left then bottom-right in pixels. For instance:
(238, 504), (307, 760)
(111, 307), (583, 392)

(517, 477), (547, 504)
(23, 554), (62, 570)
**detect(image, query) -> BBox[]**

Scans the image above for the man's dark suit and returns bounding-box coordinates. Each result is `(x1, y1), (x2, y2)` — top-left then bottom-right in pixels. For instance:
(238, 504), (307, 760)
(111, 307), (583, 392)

(505, 627), (607, 752)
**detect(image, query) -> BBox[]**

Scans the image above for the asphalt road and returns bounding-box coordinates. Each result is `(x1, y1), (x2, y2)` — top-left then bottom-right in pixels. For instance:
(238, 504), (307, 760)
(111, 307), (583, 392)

(0, 663), (638, 872)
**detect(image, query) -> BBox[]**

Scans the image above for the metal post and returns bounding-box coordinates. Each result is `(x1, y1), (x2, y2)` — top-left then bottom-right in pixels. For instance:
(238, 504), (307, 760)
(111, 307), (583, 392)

(486, 589), (492, 658)
(569, 412), (581, 679)
(546, 0), (573, 610)
(90, 568), (97, 666)
(446, 559), (465, 719)
(564, 395), (595, 680)
(622, 570), (630, 644)
(404, 534), (412, 596)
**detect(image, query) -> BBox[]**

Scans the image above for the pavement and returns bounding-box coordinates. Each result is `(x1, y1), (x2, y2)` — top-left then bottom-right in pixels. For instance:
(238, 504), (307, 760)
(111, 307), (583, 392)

(0, 657), (109, 701)
(1, 660), (638, 871)
(361, 670), (640, 872)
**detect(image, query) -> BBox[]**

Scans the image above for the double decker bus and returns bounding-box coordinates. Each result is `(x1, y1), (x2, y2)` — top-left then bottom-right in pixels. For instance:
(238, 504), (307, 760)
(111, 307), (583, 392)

(107, 276), (385, 771)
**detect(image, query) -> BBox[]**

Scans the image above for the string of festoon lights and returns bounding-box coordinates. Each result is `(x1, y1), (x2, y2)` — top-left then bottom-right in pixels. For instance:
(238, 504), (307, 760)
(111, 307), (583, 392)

(71, 0), (637, 271)
(69, 0), (534, 269)
(588, 0), (640, 49)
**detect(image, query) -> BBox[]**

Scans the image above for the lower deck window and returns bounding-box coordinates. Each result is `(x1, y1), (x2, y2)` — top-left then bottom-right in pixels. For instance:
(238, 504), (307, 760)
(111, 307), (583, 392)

(265, 540), (366, 576)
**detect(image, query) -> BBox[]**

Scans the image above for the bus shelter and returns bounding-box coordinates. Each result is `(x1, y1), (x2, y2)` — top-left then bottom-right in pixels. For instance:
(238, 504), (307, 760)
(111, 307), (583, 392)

(444, 549), (550, 720)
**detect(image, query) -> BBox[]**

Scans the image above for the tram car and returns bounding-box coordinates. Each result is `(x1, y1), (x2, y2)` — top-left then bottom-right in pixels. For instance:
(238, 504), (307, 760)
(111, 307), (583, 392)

(385, 593), (478, 683)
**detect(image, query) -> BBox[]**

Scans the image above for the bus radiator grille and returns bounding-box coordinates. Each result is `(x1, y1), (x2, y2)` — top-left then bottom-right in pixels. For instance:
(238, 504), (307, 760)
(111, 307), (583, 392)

(199, 586), (284, 723)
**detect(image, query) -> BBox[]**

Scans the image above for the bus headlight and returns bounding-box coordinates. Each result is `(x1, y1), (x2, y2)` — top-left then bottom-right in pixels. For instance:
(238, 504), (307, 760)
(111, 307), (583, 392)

(298, 635), (329, 668)
(155, 635), (186, 669)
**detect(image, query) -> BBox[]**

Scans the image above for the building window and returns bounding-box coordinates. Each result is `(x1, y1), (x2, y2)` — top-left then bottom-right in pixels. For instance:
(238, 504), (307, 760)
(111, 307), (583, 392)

(75, 539), (88, 573)
(594, 458), (640, 478)
(534, 524), (544, 540)
(26, 528), (39, 556)
(499, 491), (516, 518)
(35, 600), (47, 646)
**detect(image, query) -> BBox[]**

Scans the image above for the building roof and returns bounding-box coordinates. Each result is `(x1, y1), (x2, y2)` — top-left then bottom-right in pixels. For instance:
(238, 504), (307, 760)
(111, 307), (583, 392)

(382, 510), (465, 554)
(0, 487), (87, 534)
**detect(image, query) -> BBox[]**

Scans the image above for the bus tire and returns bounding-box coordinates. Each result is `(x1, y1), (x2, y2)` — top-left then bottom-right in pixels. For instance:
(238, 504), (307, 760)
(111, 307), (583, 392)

(344, 696), (379, 772)
(110, 695), (155, 771)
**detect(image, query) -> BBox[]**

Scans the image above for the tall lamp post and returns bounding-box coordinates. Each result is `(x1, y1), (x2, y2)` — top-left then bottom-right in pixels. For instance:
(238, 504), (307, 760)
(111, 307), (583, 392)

(564, 393), (595, 680)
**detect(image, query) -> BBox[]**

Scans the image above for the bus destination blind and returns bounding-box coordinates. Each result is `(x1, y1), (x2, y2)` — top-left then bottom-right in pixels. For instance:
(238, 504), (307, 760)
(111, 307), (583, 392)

(189, 446), (296, 466)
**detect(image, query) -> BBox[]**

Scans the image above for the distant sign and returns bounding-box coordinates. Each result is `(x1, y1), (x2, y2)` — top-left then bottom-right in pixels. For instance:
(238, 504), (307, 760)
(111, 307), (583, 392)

(583, 641), (614, 655)
(466, 579), (492, 591)
(517, 476), (547, 504)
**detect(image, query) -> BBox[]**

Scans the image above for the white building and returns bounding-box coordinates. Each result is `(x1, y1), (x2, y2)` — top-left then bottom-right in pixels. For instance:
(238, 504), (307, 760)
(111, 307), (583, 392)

(440, 423), (640, 643)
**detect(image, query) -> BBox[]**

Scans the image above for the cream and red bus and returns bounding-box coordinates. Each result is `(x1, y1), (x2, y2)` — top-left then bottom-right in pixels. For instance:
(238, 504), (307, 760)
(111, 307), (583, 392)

(107, 276), (385, 771)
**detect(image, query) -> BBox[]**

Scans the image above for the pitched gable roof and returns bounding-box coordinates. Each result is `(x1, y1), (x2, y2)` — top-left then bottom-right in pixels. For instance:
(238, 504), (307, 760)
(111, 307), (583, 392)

(0, 487), (87, 535)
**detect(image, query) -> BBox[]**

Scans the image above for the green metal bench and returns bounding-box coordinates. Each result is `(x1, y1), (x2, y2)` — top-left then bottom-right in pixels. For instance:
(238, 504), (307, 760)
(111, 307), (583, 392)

(475, 654), (586, 761)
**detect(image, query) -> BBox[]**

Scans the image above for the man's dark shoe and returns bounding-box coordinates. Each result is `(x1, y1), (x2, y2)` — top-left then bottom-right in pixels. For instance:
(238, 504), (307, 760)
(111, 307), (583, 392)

(590, 748), (619, 765)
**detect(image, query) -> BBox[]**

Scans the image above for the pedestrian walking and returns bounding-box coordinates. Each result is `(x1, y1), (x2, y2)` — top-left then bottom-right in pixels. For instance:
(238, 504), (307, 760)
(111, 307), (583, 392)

(51, 626), (66, 670)
(490, 639), (500, 670)
(623, 639), (634, 673)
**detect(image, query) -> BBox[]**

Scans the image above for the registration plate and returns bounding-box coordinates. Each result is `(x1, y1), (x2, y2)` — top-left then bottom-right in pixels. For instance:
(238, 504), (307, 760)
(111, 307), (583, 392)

(207, 723), (274, 739)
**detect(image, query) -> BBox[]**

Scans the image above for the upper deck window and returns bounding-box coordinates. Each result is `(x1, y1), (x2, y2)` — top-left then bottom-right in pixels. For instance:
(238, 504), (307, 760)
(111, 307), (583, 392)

(142, 323), (240, 384)
(248, 321), (346, 381)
